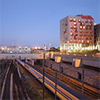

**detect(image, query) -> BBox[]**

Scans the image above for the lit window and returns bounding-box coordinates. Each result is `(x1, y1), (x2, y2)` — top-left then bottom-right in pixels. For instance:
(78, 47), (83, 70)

(80, 26), (82, 28)
(87, 40), (89, 43)
(65, 33), (67, 35)
(82, 40), (84, 43)
(74, 22), (76, 24)
(70, 32), (73, 35)
(79, 40), (80, 42)
(83, 26), (85, 29)
(78, 19), (81, 22)
(74, 26), (76, 28)
(73, 19), (76, 21)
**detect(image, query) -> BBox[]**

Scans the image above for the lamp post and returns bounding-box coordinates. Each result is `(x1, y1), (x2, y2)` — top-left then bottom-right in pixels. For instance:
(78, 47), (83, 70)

(59, 58), (62, 80)
(82, 68), (84, 93)
(55, 70), (57, 100)
(42, 44), (46, 100)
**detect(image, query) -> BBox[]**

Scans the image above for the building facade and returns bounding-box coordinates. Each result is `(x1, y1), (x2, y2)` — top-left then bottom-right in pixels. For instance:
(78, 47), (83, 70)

(60, 15), (94, 52)
(0, 45), (31, 54)
(94, 24), (100, 50)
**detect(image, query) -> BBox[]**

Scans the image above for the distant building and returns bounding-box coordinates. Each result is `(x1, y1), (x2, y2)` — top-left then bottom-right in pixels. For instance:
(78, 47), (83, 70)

(94, 24), (100, 50)
(60, 15), (94, 52)
(0, 45), (31, 54)
(7, 46), (31, 54)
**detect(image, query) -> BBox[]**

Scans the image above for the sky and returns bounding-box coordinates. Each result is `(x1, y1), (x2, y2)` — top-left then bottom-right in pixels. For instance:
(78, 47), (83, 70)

(0, 0), (100, 48)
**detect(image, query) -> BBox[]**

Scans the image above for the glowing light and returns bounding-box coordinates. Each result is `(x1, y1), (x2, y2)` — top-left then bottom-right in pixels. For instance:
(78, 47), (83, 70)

(82, 40), (84, 43)
(80, 26), (82, 29)
(73, 59), (81, 68)
(74, 26), (76, 28)
(55, 56), (61, 63)
(73, 19), (76, 21)
(50, 52), (54, 58)
(70, 32), (73, 35)
(78, 19), (81, 22)
(87, 40), (89, 43)
(19, 46), (21, 48)
(83, 26), (85, 29)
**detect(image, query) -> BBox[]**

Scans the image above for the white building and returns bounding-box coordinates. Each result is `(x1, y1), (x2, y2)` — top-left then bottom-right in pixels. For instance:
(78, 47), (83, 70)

(0, 45), (31, 54)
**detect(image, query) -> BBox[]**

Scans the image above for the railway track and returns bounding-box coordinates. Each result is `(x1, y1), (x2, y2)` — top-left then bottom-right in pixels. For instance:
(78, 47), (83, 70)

(0, 60), (30, 100)
(44, 67), (100, 99)
(17, 59), (92, 100)
(26, 63), (100, 99)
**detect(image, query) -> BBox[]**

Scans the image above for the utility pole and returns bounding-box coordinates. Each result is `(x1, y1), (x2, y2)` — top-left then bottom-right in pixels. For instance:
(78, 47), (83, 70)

(59, 58), (62, 80)
(43, 47), (45, 100)
(82, 68), (84, 93)
(55, 70), (57, 100)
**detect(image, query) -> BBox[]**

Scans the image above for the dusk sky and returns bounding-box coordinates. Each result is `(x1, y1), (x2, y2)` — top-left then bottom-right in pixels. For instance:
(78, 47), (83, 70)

(0, 0), (100, 48)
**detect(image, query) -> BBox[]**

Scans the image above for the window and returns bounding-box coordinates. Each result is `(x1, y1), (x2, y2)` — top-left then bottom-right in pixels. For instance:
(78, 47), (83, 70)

(80, 22), (82, 25)
(79, 37), (81, 39)
(86, 37), (88, 39)
(83, 26), (85, 29)
(77, 72), (81, 80)
(87, 40), (89, 43)
(78, 19), (81, 22)
(74, 26), (76, 28)
(86, 19), (88, 23)
(61, 67), (63, 73)
(73, 18), (76, 21)
(80, 26), (82, 29)
(70, 32), (73, 35)
(50, 64), (52, 68)
(82, 40), (84, 43)
(75, 29), (77, 32)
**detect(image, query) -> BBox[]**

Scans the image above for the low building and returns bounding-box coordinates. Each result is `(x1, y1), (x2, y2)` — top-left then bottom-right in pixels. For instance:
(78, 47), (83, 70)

(0, 45), (31, 54)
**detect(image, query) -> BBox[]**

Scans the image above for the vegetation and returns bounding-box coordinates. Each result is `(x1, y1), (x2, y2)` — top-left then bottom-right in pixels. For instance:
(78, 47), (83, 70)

(49, 47), (60, 52)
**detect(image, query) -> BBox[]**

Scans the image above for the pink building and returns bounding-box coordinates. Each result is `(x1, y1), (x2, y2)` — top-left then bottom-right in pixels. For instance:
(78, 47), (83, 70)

(60, 15), (94, 52)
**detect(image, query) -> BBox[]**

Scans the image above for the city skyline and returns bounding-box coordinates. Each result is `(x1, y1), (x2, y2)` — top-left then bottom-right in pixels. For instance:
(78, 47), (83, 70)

(0, 0), (100, 47)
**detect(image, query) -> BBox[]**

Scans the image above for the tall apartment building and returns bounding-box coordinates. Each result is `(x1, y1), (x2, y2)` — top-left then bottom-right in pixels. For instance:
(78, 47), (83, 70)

(60, 15), (94, 52)
(94, 24), (100, 50)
